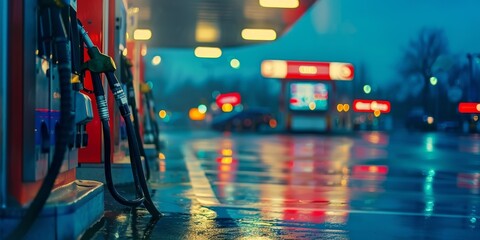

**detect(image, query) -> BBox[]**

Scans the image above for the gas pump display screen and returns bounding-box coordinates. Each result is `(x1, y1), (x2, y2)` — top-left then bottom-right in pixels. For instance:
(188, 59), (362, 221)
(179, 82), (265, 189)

(289, 82), (329, 111)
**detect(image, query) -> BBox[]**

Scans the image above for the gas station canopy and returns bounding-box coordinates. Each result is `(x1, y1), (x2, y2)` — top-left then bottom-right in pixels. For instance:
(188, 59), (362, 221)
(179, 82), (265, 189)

(127, 0), (317, 48)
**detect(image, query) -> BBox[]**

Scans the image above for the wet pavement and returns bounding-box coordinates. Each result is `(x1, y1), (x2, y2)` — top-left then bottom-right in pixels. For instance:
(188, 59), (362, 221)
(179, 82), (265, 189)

(83, 130), (480, 239)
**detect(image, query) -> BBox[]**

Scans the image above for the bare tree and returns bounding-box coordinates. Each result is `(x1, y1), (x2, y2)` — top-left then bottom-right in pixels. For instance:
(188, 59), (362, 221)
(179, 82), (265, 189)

(398, 28), (449, 114)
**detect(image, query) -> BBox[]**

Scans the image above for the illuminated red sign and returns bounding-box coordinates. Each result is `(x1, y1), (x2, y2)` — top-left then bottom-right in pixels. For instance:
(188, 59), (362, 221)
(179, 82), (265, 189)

(457, 173), (480, 189)
(261, 60), (354, 81)
(458, 102), (480, 113)
(353, 165), (389, 175)
(353, 99), (391, 113)
(352, 165), (389, 181)
(216, 92), (241, 107)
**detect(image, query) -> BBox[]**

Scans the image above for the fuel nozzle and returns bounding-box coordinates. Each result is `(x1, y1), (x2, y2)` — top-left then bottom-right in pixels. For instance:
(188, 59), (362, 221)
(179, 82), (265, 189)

(120, 55), (134, 85)
(77, 22), (114, 74)
(140, 82), (152, 94)
(78, 23), (130, 118)
(81, 46), (117, 73)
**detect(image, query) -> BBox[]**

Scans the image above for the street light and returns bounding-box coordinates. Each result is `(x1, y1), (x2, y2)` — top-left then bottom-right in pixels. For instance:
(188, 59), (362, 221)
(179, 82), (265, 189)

(363, 85), (371, 94)
(133, 29), (152, 40)
(198, 104), (207, 114)
(230, 59), (240, 69)
(152, 56), (161, 66)
(195, 47), (222, 58)
(241, 29), (277, 41)
(259, 0), (299, 8)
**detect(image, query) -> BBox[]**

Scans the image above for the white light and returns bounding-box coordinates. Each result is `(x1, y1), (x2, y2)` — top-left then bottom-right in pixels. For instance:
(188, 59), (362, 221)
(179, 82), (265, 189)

(152, 56), (161, 66)
(363, 85), (372, 94)
(230, 59), (240, 69)
(476, 104), (480, 112)
(133, 29), (152, 41)
(241, 28), (277, 41)
(196, 22), (219, 43)
(122, 48), (128, 57)
(427, 116), (434, 124)
(329, 62), (354, 80)
(194, 47), (222, 58)
(426, 136), (434, 152)
(141, 45), (147, 56)
(261, 60), (287, 78)
(41, 59), (49, 74)
(259, 0), (299, 8)
(198, 104), (207, 114)
(430, 76), (438, 86)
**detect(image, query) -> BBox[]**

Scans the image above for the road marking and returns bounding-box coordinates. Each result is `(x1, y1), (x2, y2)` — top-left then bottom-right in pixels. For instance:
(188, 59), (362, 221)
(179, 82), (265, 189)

(182, 145), (220, 206)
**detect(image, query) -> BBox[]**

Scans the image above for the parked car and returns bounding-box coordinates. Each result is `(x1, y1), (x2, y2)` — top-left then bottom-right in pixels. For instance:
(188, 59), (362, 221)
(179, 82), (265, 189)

(405, 108), (437, 131)
(211, 108), (276, 132)
(437, 120), (461, 132)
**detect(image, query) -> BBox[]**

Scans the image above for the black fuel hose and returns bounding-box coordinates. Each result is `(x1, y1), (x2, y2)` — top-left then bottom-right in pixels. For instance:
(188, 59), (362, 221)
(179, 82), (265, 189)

(102, 120), (145, 206)
(122, 56), (151, 180)
(90, 72), (144, 207)
(145, 92), (161, 152)
(126, 81), (151, 180)
(7, 7), (73, 240)
(105, 72), (161, 218)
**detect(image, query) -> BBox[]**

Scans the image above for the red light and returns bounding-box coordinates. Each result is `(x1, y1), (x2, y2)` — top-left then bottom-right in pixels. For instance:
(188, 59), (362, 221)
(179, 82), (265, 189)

(216, 92), (241, 108)
(458, 102), (480, 113)
(353, 99), (391, 113)
(353, 165), (389, 175)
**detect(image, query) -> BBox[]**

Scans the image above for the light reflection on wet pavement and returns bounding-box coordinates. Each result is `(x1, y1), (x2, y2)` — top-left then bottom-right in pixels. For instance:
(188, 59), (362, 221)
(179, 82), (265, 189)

(84, 131), (480, 239)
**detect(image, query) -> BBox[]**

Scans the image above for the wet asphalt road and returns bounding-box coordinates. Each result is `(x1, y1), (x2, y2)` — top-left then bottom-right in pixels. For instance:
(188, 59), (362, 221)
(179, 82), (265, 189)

(82, 130), (480, 239)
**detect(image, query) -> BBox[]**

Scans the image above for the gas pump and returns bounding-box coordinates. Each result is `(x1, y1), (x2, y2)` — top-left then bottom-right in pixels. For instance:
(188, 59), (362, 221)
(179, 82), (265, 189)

(77, 22), (161, 217)
(3, 0), (103, 239)
(72, 0), (158, 214)
(76, 0), (145, 186)
(140, 82), (163, 154)
(3, 0), (161, 238)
